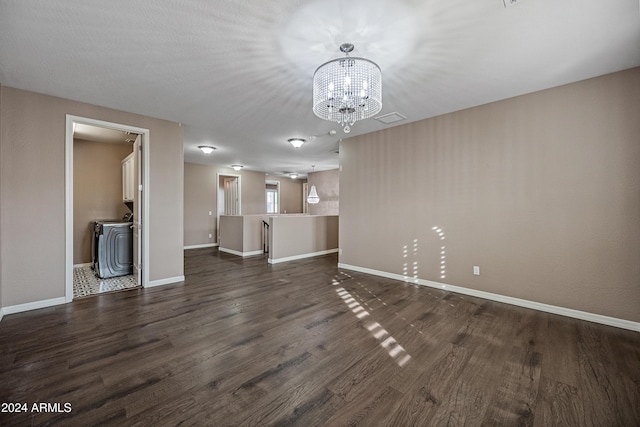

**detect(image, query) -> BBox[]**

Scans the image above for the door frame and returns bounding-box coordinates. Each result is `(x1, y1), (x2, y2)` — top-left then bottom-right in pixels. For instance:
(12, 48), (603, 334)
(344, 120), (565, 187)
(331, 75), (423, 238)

(65, 115), (150, 302)
(216, 172), (242, 241)
(265, 179), (280, 213)
(302, 182), (309, 214)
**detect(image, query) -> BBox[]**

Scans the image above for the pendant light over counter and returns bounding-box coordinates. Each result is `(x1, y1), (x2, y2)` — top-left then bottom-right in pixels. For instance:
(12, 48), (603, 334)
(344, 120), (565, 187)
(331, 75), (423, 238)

(307, 165), (320, 205)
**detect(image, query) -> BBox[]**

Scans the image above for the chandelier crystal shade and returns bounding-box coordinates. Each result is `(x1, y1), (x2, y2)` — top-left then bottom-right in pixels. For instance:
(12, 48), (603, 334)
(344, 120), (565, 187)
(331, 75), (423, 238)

(307, 185), (320, 204)
(313, 43), (382, 133)
(307, 165), (320, 204)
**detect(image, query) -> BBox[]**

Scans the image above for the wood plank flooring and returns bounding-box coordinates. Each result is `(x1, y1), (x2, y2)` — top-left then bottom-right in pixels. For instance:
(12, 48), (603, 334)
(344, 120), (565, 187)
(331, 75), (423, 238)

(0, 248), (638, 426)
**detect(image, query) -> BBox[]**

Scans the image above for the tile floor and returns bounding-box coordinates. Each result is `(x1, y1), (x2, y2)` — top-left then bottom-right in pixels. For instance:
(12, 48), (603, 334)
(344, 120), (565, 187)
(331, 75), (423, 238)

(73, 265), (139, 298)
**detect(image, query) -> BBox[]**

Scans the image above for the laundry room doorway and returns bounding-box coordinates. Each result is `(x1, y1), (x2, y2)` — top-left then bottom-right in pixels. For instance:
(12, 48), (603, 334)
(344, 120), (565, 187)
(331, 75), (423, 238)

(65, 115), (150, 301)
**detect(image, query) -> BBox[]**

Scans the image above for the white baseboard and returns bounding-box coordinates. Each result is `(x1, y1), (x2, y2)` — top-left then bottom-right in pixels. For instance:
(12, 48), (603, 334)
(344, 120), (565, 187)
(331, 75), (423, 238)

(219, 247), (264, 257)
(184, 243), (219, 250)
(0, 308), (3, 322)
(338, 263), (640, 332)
(146, 275), (185, 288)
(2, 296), (68, 317)
(73, 263), (92, 268)
(269, 248), (339, 264)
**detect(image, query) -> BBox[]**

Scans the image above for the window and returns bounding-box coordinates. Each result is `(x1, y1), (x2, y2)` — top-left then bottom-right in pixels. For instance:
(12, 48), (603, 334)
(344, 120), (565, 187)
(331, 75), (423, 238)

(266, 189), (278, 213)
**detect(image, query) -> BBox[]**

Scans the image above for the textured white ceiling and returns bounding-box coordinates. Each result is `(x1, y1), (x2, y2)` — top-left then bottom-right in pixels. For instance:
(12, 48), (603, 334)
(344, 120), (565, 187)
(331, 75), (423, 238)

(1, 0), (638, 177)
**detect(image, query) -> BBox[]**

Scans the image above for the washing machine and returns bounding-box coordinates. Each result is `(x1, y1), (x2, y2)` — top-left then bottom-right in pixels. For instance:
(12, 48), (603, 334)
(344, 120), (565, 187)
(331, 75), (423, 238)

(91, 220), (133, 278)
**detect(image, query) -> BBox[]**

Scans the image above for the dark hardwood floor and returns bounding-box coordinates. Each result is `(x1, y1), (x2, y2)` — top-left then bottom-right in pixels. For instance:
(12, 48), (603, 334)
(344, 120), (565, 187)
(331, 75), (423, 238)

(1, 248), (639, 426)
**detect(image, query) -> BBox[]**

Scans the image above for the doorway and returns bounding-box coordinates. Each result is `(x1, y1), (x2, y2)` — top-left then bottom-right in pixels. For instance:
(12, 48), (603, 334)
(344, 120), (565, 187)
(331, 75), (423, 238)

(216, 173), (242, 241)
(65, 115), (150, 301)
(266, 180), (280, 214)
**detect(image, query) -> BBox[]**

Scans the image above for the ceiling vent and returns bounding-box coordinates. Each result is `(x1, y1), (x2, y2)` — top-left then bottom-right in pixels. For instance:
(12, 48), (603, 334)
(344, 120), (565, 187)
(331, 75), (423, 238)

(503, 0), (522, 7)
(374, 112), (407, 125)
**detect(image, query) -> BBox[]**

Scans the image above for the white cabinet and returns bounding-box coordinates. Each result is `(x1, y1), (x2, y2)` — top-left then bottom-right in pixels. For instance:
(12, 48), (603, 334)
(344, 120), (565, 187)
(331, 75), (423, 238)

(122, 152), (135, 202)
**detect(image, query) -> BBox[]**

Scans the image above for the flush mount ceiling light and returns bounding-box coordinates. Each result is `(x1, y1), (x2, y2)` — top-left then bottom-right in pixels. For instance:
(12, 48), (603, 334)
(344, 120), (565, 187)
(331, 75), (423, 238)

(313, 43), (382, 134)
(289, 173), (299, 179)
(198, 146), (216, 154)
(307, 165), (320, 205)
(231, 164), (243, 171)
(288, 138), (306, 148)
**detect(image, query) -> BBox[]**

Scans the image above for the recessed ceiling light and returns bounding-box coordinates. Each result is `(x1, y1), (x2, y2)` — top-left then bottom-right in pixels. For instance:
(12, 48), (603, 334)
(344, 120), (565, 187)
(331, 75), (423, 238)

(231, 164), (243, 171)
(198, 146), (216, 154)
(288, 138), (306, 148)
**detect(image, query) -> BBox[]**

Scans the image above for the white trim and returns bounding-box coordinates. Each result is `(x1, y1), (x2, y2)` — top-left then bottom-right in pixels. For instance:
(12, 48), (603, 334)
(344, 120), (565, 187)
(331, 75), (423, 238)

(3, 297), (68, 316)
(337, 263), (640, 332)
(0, 308), (4, 322)
(65, 115), (151, 300)
(269, 248), (339, 264)
(184, 243), (219, 250)
(219, 247), (264, 257)
(146, 275), (185, 288)
(73, 263), (92, 268)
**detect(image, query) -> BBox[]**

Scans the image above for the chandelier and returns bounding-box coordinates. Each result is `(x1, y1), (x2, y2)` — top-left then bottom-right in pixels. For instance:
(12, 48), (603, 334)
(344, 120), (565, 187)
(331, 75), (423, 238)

(313, 43), (382, 133)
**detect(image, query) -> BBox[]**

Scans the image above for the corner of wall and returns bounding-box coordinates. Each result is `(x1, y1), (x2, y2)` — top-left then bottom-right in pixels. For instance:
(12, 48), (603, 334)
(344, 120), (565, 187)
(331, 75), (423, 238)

(0, 82), (4, 315)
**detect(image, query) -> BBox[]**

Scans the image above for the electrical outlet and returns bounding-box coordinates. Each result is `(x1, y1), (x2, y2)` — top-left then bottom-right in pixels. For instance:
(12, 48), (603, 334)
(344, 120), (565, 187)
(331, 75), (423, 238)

(209, 234), (212, 239)
(209, 211), (212, 216)
(473, 266), (480, 276)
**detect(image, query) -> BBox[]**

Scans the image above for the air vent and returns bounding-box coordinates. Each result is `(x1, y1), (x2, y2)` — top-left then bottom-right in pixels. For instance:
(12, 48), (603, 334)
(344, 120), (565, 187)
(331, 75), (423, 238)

(503, 0), (522, 7)
(374, 112), (407, 125)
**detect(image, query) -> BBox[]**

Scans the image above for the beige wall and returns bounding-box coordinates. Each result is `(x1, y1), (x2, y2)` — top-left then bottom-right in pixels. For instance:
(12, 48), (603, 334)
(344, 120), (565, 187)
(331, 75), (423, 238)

(242, 170), (267, 215)
(339, 68), (640, 323)
(279, 177), (304, 214)
(0, 84), (3, 312)
(308, 169), (339, 215)
(218, 214), (265, 254)
(184, 163), (217, 246)
(219, 215), (244, 252)
(73, 140), (132, 264)
(269, 215), (339, 262)
(184, 163), (304, 247)
(184, 163), (265, 246)
(0, 87), (184, 307)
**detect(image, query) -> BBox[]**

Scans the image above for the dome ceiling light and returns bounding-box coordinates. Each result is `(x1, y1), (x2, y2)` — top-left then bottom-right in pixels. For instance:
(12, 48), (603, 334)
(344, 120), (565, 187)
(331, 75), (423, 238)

(288, 138), (306, 148)
(198, 146), (216, 154)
